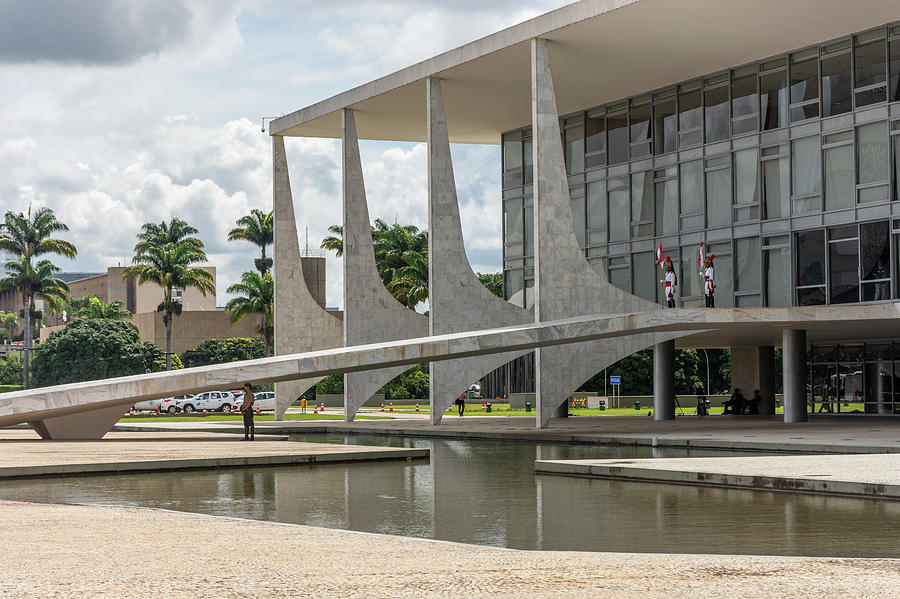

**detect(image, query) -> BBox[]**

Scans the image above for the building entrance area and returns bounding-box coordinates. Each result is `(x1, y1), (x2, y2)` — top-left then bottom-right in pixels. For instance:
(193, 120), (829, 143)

(809, 342), (900, 414)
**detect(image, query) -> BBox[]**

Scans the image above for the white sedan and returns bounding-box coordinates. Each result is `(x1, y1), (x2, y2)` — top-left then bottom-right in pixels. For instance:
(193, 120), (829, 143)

(132, 395), (193, 414)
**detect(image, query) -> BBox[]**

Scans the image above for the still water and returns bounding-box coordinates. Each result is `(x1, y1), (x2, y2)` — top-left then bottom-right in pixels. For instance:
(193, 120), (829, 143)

(1, 434), (897, 557)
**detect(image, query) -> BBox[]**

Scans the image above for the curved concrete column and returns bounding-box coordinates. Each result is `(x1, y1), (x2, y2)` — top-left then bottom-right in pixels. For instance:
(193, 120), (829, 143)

(29, 404), (129, 440)
(531, 38), (686, 427)
(342, 109), (428, 421)
(272, 135), (343, 419)
(426, 77), (533, 424)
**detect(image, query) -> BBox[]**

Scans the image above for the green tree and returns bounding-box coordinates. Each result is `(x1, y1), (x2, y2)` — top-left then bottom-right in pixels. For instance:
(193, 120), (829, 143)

(0, 353), (23, 385)
(674, 349), (703, 395)
(0, 206), (76, 388)
(386, 251), (428, 309)
(180, 338), (266, 368)
(319, 224), (343, 257)
(123, 239), (215, 371)
(133, 217), (203, 255)
(67, 294), (132, 321)
(227, 209), (273, 274)
(31, 319), (175, 387)
(0, 310), (17, 341)
(476, 272), (503, 297)
(225, 271), (273, 357)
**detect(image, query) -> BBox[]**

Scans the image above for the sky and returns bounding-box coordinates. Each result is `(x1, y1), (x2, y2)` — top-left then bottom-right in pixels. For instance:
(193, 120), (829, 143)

(0, 0), (570, 308)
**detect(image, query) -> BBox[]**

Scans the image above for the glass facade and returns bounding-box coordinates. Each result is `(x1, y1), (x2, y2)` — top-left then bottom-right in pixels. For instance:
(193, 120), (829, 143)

(502, 22), (900, 312)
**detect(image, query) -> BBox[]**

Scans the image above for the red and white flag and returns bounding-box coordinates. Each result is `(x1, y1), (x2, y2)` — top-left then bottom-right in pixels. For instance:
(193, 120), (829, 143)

(656, 242), (663, 265)
(697, 241), (704, 268)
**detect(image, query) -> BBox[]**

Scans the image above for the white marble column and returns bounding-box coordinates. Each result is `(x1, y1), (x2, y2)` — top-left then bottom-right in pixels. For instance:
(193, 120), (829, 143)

(272, 135), (343, 418)
(426, 77), (533, 424)
(530, 37), (686, 428)
(782, 329), (808, 423)
(342, 109), (428, 421)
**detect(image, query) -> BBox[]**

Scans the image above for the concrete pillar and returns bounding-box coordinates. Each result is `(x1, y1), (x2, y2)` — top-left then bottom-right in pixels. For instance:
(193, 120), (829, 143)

(341, 109), (427, 422)
(529, 37), (692, 429)
(730, 346), (776, 414)
(782, 329), (808, 423)
(653, 340), (675, 421)
(425, 77), (531, 424)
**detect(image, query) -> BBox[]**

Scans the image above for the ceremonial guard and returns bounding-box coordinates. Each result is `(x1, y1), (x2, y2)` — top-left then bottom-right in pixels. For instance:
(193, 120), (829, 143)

(702, 255), (715, 307)
(662, 257), (677, 308)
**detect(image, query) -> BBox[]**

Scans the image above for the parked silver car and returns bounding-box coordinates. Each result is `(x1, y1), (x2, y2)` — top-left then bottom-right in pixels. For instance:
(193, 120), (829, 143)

(133, 394), (192, 414)
(176, 391), (235, 413)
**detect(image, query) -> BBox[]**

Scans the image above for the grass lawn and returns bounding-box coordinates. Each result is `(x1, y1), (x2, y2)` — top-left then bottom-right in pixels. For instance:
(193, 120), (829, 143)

(119, 413), (390, 422)
(395, 403), (798, 417)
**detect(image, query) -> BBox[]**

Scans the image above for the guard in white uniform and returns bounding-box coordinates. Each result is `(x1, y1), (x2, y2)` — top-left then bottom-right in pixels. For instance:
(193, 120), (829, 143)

(662, 257), (677, 308)
(702, 255), (715, 308)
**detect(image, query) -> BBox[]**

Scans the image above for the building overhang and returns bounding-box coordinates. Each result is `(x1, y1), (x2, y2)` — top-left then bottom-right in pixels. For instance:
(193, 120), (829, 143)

(271, 0), (900, 144)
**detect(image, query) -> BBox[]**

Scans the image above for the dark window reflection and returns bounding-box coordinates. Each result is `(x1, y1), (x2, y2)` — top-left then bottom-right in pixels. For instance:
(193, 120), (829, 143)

(790, 56), (819, 121)
(704, 86), (729, 142)
(796, 229), (825, 286)
(630, 100), (651, 158)
(653, 97), (677, 154)
(761, 70), (788, 129)
(822, 48), (852, 117)
(678, 84), (702, 147)
(608, 108), (628, 165)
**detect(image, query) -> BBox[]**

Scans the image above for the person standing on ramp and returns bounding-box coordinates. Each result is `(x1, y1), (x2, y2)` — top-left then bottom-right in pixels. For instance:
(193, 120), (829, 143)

(240, 382), (255, 441)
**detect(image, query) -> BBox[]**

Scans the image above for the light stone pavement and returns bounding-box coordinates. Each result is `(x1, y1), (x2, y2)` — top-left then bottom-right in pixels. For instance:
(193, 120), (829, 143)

(2, 498), (899, 599)
(0, 430), (426, 477)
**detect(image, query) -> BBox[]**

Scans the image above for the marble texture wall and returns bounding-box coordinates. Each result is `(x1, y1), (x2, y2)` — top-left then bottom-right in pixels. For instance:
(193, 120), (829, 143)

(426, 77), (533, 423)
(272, 135), (343, 418)
(342, 109), (428, 421)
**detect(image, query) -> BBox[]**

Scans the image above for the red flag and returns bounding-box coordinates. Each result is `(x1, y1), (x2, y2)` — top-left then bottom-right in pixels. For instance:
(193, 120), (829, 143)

(656, 242), (663, 265)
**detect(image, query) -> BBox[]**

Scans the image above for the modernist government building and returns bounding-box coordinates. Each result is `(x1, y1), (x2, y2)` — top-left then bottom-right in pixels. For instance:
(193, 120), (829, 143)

(267, 0), (900, 426)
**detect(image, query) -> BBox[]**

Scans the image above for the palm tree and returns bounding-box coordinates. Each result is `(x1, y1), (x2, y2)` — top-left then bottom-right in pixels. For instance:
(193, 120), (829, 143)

(0, 206), (76, 388)
(68, 294), (132, 321)
(386, 250), (429, 309)
(319, 224), (343, 257)
(134, 217), (203, 255)
(225, 271), (274, 356)
(227, 209), (274, 274)
(123, 241), (215, 370)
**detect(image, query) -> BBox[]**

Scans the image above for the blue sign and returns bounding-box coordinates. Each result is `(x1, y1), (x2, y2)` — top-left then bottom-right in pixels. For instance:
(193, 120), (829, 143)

(609, 376), (621, 385)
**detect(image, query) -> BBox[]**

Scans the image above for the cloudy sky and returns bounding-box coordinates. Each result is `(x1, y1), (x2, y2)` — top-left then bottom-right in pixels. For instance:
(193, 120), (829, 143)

(0, 0), (569, 308)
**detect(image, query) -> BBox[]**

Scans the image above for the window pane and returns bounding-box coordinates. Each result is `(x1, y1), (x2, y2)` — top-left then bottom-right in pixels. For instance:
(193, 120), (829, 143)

(792, 136), (821, 195)
(704, 86), (729, 143)
(503, 131), (522, 171)
(732, 71), (757, 118)
(608, 188), (629, 242)
(633, 251), (656, 302)
(891, 38), (900, 102)
(678, 245), (700, 298)
(565, 123), (584, 174)
(631, 172), (653, 237)
(824, 143), (854, 211)
(860, 221), (890, 301)
(585, 113), (606, 167)
(797, 286), (826, 306)
(760, 70), (788, 130)
(523, 136), (533, 184)
(505, 269), (525, 306)
(524, 205), (533, 256)
(569, 189), (584, 248)
(829, 238), (860, 304)
(735, 237), (760, 291)
(708, 243), (733, 307)
(630, 101), (651, 158)
(857, 122), (889, 185)
(608, 109), (628, 165)
(796, 229), (825, 286)
(678, 84), (702, 146)
(706, 166), (731, 228)
(791, 57), (818, 103)
(765, 246), (792, 306)
(680, 160), (703, 215)
(734, 148), (759, 205)
(655, 179), (678, 236)
(763, 155), (790, 219)
(653, 98), (677, 154)
(894, 135), (900, 201)
(587, 180), (607, 234)
(504, 199), (523, 256)
(822, 52), (852, 117)
(609, 264), (631, 293)
(854, 36), (886, 88)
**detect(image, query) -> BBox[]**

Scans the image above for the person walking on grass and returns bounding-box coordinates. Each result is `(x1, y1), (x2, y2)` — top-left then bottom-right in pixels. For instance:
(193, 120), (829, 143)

(240, 382), (255, 441)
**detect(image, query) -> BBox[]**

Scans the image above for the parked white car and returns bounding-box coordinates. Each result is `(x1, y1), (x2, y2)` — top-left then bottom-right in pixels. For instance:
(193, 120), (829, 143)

(133, 394), (193, 414)
(252, 391), (275, 411)
(177, 391), (235, 413)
